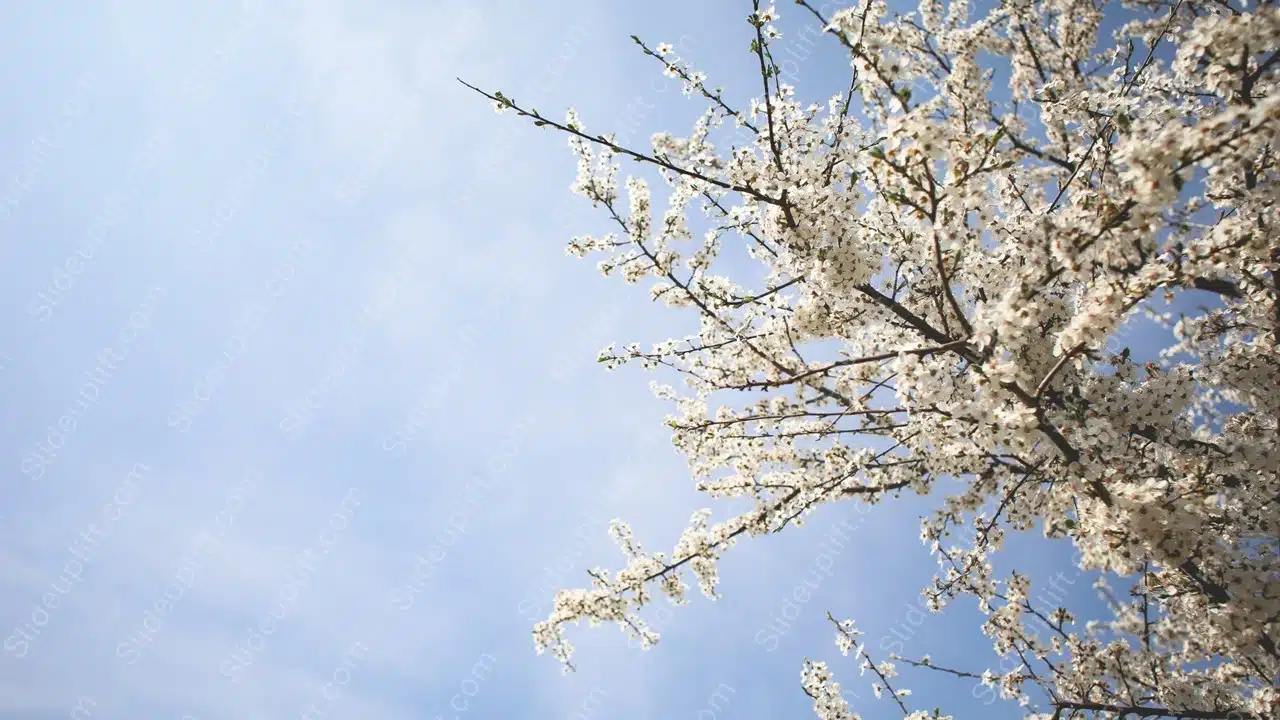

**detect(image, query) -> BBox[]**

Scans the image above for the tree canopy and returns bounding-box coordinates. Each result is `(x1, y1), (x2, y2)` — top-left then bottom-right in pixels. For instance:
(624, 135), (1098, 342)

(466, 0), (1279, 717)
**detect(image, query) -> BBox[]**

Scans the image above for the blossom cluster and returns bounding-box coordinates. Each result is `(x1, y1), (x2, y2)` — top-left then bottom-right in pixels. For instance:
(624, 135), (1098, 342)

(476, 0), (1278, 716)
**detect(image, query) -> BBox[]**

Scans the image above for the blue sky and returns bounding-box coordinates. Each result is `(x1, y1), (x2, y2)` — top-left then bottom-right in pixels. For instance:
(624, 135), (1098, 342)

(0, 1), (1139, 719)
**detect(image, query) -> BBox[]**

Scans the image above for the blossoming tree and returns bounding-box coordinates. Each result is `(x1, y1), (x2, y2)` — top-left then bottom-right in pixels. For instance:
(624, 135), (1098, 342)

(465, 0), (1278, 716)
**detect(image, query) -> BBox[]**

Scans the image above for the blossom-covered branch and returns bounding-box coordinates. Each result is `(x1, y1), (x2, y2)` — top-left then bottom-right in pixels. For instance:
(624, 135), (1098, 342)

(466, 0), (1279, 716)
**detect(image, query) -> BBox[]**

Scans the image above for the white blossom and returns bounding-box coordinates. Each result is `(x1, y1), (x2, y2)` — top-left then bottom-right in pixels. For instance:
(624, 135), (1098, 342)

(474, 0), (1280, 717)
